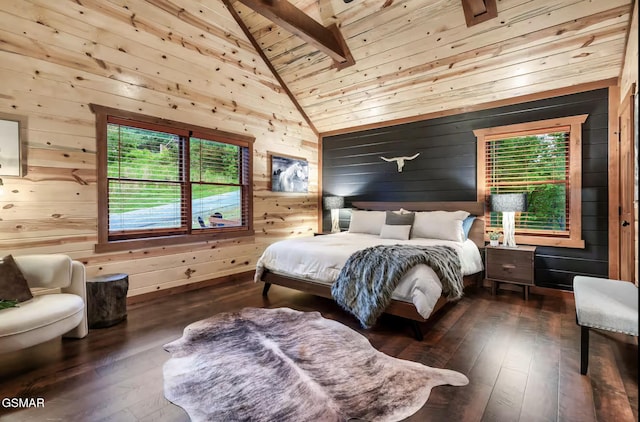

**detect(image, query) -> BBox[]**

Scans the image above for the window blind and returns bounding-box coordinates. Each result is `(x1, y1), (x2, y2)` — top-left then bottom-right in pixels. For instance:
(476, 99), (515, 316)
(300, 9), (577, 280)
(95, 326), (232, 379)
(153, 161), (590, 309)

(484, 129), (570, 236)
(93, 105), (255, 250)
(107, 122), (187, 239)
(106, 122), (252, 239)
(190, 137), (250, 230)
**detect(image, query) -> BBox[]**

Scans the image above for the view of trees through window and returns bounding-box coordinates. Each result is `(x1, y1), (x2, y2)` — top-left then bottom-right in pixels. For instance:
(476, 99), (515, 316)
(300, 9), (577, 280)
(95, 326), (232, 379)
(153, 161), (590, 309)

(107, 124), (244, 236)
(189, 137), (243, 229)
(486, 131), (569, 235)
(476, 114), (585, 247)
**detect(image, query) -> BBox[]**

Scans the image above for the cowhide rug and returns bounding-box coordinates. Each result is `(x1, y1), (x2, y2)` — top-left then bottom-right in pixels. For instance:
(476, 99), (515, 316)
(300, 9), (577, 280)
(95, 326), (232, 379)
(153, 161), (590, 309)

(163, 307), (468, 422)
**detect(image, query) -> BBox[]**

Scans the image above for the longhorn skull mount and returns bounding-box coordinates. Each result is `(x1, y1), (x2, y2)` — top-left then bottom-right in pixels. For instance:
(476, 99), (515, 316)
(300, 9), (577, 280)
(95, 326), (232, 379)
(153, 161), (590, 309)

(380, 153), (420, 172)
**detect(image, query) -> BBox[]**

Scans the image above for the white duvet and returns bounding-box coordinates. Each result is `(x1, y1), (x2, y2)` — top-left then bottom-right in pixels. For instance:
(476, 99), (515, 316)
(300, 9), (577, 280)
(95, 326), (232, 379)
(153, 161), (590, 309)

(255, 232), (484, 319)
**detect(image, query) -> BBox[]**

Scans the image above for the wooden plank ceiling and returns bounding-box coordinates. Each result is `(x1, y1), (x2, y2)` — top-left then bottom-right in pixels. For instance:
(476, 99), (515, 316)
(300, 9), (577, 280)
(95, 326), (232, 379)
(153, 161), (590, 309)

(226, 0), (633, 134)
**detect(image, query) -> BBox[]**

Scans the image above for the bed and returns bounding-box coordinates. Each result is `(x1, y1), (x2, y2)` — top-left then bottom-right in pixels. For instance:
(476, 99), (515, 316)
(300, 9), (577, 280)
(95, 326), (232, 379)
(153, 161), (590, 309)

(257, 201), (485, 339)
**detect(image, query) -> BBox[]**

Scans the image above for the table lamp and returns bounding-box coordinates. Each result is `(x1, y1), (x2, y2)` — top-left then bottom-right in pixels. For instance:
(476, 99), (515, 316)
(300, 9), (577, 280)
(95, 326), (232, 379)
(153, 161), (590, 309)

(323, 196), (344, 233)
(490, 193), (527, 247)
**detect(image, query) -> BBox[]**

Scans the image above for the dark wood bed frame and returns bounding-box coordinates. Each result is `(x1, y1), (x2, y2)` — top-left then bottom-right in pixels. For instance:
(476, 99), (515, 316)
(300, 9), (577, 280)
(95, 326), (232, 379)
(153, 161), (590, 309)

(260, 201), (485, 340)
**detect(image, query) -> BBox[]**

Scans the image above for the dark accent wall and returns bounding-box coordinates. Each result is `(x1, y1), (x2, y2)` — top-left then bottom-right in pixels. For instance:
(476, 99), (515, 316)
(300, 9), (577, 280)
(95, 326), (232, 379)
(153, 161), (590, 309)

(322, 88), (609, 290)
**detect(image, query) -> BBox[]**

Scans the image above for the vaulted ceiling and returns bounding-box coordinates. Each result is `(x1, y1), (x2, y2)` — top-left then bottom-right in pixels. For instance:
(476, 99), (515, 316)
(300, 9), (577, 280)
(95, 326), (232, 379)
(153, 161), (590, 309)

(225, 0), (634, 134)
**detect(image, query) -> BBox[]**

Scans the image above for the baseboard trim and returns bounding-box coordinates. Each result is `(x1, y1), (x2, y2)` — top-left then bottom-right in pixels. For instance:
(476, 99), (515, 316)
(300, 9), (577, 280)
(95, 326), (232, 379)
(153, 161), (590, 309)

(127, 270), (255, 306)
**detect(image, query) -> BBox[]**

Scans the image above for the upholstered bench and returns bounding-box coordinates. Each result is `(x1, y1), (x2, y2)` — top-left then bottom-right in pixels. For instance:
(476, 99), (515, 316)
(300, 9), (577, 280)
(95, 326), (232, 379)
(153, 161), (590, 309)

(573, 276), (638, 375)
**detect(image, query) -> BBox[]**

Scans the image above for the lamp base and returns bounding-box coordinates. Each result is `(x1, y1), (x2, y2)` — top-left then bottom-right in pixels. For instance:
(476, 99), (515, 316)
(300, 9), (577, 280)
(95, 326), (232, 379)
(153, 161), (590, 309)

(502, 211), (517, 247)
(330, 209), (340, 233)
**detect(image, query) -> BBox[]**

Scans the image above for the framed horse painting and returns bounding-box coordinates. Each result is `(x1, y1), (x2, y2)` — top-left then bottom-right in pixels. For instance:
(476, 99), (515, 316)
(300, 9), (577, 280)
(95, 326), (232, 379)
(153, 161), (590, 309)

(270, 153), (308, 193)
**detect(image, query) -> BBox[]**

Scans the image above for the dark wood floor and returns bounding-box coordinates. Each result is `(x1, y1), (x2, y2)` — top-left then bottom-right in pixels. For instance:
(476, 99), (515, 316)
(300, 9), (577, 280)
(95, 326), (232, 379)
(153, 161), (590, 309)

(0, 280), (637, 422)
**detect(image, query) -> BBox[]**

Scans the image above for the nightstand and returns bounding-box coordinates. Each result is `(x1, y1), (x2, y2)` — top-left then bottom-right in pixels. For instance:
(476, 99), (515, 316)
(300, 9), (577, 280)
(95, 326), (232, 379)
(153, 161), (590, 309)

(314, 231), (333, 236)
(485, 245), (536, 300)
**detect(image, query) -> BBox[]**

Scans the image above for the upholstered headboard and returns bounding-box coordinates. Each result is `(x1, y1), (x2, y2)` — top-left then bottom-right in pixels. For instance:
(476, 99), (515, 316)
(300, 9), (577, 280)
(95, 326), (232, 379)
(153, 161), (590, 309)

(351, 201), (485, 248)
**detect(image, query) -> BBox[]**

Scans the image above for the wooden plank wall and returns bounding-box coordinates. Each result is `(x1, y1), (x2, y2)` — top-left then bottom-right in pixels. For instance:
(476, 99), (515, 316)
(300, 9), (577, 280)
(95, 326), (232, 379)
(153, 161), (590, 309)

(322, 89), (610, 290)
(0, 0), (318, 298)
(619, 1), (638, 102)
(619, 1), (638, 285)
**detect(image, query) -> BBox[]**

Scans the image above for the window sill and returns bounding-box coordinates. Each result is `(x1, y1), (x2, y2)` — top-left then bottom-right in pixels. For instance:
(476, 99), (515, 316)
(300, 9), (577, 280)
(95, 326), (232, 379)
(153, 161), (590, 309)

(95, 229), (255, 253)
(484, 235), (585, 249)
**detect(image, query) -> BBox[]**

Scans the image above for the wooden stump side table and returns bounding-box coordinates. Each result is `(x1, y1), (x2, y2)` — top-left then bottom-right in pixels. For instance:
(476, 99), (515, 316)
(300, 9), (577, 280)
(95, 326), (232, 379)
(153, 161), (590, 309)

(86, 273), (129, 328)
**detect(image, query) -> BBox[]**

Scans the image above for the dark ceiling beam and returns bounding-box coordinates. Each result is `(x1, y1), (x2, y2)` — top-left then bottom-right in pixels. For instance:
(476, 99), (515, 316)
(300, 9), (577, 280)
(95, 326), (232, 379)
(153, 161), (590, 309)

(461, 0), (498, 27)
(234, 0), (354, 67)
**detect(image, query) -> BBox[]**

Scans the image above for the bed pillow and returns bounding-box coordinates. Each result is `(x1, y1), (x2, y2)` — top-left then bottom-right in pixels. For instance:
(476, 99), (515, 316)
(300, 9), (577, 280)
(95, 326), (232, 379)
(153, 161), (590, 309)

(348, 210), (386, 235)
(379, 224), (412, 240)
(462, 215), (476, 240)
(385, 210), (415, 226)
(411, 210), (470, 242)
(0, 254), (33, 302)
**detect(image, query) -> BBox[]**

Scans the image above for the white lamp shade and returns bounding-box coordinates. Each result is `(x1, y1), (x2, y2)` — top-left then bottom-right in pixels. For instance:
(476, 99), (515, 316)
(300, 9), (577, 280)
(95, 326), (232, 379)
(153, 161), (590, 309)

(490, 193), (527, 213)
(323, 196), (344, 210)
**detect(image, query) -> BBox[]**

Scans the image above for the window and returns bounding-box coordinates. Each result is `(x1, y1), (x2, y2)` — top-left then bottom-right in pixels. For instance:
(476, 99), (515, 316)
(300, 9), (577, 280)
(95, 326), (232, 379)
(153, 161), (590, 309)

(475, 115), (587, 248)
(91, 105), (254, 252)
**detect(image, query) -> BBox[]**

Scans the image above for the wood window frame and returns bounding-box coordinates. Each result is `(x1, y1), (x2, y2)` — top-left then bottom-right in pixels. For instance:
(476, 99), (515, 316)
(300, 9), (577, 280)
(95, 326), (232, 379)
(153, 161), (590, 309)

(91, 105), (255, 253)
(475, 114), (588, 248)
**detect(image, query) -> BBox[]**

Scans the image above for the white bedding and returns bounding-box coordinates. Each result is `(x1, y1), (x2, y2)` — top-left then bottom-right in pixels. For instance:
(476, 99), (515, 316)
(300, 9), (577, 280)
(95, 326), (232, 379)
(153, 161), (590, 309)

(255, 232), (484, 319)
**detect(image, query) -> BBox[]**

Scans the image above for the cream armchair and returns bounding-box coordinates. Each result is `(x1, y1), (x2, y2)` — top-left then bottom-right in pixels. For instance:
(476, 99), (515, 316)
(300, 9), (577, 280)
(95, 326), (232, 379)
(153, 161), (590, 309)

(0, 254), (88, 353)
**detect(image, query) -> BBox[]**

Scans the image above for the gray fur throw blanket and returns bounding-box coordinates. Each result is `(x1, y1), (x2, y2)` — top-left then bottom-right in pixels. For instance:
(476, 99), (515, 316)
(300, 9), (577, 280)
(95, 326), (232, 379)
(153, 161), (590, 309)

(163, 307), (469, 422)
(331, 244), (463, 328)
